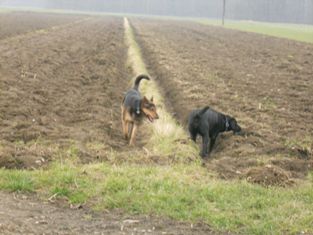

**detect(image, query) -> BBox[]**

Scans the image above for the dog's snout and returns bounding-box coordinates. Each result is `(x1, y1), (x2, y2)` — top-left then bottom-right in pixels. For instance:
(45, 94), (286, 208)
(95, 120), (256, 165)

(234, 126), (242, 134)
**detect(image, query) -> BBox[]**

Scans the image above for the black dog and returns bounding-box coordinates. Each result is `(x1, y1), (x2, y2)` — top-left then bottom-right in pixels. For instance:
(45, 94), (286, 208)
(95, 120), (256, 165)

(188, 106), (241, 158)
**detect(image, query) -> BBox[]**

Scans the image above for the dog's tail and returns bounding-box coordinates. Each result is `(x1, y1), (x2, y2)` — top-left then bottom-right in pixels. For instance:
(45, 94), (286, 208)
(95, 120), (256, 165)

(192, 106), (210, 125)
(133, 74), (150, 90)
(194, 106), (210, 125)
(196, 106), (210, 117)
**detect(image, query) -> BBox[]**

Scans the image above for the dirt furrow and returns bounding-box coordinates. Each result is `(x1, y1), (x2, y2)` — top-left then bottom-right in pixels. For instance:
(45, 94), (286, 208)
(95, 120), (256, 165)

(132, 18), (313, 184)
(0, 12), (84, 40)
(0, 16), (133, 168)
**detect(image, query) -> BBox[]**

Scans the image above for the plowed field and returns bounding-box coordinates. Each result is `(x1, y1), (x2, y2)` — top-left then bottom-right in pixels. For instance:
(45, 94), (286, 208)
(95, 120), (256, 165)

(1, 12), (313, 234)
(0, 13), (137, 169)
(132, 18), (313, 184)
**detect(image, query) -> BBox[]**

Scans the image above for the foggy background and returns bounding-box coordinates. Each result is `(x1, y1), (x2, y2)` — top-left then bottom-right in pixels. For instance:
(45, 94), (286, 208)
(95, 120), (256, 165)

(1, 0), (313, 25)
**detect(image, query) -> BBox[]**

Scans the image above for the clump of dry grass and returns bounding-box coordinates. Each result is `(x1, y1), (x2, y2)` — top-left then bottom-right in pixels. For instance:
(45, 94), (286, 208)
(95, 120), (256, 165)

(124, 17), (198, 160)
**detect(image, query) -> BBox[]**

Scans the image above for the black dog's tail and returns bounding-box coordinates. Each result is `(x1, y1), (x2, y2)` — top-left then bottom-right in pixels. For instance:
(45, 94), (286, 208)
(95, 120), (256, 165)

(192, 106), (210, 126)
(196, 106), (210, 117)
(133, 74), (150, 90)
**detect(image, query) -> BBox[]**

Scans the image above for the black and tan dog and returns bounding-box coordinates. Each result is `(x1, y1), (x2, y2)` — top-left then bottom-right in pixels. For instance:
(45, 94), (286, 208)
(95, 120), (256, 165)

(121, 74), (159, 145)
(188, 106), (241, 158)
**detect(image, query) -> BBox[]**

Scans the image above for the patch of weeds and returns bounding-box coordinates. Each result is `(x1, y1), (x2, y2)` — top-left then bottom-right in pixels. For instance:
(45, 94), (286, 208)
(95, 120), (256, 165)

(197, 19), (313, 43)
(0, 8), (11, 13)
(210, 72), (223, 82)
(69, 190), (89, 204)
(0, 171), (34, 192)
(260, 96), (277, 111)
(124, 18), (199, 161)
(0, 162), (313, 234)
(52, 186), (70, 197)
(66, 144), (80, 158)
(86, 142), (107, 152)
(285, 137), (312, 157)
(14, 140), (26, 146)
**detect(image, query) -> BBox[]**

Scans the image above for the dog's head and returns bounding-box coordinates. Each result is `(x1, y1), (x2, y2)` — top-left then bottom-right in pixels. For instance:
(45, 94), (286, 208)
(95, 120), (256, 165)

(227, 116), (241, 134)
(187, 111), (198, 141)
(188, 110), (201, 132)
(141, 96), (159, 122)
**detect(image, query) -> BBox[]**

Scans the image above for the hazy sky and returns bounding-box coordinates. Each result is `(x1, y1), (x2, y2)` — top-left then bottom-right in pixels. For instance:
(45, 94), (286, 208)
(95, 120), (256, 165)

(1, 0), (312, 24)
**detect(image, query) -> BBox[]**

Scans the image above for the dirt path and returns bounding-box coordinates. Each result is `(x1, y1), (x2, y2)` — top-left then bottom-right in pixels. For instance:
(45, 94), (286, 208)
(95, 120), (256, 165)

(0, 192), (219, 235)
(132, 18), (313, 185)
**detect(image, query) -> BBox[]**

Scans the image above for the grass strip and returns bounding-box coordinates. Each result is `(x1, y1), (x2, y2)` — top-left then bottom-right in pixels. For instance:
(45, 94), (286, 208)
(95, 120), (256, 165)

(197, 19), (313, 44)
(0, 163), (312, 234)
(124, 17), (198, 160)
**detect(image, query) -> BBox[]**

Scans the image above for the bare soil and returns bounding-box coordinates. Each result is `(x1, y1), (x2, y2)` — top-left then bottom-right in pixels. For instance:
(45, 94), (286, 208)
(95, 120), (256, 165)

(0, 12), (82, 40)
(0, 13), (151, 169)
(131, 18), (313, 186)
(0, 192), (219, 235)
(0, 13), (222, 235)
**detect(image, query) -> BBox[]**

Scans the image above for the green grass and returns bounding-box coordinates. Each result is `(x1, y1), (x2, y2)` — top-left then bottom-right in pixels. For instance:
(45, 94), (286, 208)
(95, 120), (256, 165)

(0, 171), (34, 192)
(198, 19), (313, 43)
(0, 8), (11, 13)
(285, 136), (312, 156)
(0, 162), (312, 234)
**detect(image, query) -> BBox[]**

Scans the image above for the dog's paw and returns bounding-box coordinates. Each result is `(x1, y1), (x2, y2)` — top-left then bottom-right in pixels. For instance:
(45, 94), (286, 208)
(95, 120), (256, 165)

(199, 152), (209, 158)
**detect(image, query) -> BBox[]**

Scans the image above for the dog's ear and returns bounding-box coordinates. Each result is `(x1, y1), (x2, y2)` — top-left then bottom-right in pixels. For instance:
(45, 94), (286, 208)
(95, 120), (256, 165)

(150, 96), (154, 102)
(142, 96), (149, 103)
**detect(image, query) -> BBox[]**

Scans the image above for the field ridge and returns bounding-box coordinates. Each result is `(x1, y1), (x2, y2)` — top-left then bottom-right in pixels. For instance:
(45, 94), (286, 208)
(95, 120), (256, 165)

(124, 17), (198, 159)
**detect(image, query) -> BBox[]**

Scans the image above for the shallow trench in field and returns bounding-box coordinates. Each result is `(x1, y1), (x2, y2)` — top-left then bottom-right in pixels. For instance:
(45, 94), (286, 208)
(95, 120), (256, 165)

(129, 17), (313, 186)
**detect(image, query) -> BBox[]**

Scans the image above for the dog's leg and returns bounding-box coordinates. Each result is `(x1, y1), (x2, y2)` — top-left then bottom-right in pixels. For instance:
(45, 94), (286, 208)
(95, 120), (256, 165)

(209, 137), (216, 153)
(200, 133), (209, 158)
(128, 122), (134, 139)
(122, 119), (128, 140)
(121, 108), (128, 140)
(129, 124), (138, 146)
(190, 131), (197, 142)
